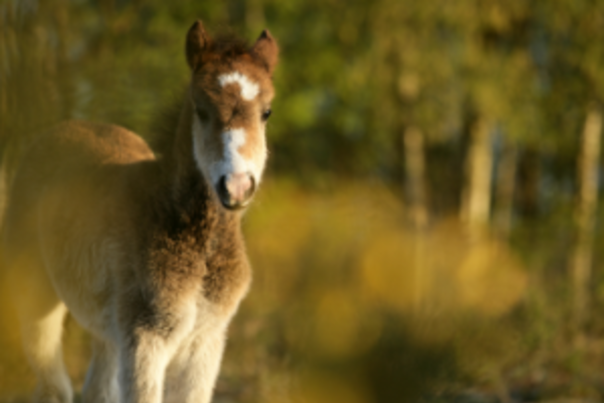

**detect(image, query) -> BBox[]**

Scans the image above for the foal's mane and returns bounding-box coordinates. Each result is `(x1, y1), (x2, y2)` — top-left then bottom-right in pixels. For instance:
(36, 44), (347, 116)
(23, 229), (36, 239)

(148, 34), (256, 161)
(205, 34), (252, 61)
(148, 95), (183, 160)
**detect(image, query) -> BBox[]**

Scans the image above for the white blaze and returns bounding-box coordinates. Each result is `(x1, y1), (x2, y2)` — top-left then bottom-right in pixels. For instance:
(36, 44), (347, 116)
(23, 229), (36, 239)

(218, 71), (259, 100)
(220, 128), (247, 175)
(192, 115), (266, 187)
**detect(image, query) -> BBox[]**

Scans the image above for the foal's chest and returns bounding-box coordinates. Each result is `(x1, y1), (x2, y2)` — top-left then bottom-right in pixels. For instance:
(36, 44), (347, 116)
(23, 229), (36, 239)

(201, 245), (251, 309)
(146, 229), (251, 313)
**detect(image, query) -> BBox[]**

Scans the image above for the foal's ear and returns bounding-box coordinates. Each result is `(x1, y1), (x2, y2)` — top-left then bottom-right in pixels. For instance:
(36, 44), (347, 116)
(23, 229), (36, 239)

(252, 30), (279, 75)
(186, 20), (211, 71)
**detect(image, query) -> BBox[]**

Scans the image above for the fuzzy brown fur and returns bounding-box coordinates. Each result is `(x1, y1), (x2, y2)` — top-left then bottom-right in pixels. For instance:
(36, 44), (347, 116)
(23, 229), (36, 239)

(2, 21), (278, 403)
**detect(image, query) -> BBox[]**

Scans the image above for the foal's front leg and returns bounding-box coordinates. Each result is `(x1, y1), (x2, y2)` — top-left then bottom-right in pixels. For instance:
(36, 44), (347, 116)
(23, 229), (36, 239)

(118, 329), (173, 403)
(164, 329), (227, 403)
(81, 337), (119, 403)
(117, 299), (196, 403)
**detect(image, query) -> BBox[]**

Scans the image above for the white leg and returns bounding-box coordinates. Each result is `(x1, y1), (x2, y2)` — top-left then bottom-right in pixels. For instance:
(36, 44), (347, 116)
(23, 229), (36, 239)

(6, 247), (73, 403)
(118, 332), (172, 403)
(81, 337), (119, 403)
(20, 303), (73, 403)
(164, 331), (226, 403)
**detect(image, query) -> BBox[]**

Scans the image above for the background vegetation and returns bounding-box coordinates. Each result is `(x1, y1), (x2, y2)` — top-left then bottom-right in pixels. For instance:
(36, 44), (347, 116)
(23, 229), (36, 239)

(1, 0), (604, 402)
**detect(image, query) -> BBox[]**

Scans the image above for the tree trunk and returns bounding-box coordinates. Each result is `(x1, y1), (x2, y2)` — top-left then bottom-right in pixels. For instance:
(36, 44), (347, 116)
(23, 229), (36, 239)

(461, 117), (494, 238)
(516, 149), (540, 218)
(571, 106), (602, 335)
(403, 127), (428, 309)
(404, 126), (428, 229)
(494, 140), (518, 238)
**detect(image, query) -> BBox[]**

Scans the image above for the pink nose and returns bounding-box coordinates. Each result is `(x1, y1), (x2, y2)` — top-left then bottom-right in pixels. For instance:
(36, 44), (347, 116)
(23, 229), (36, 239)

(217, 173), (256, 210)
(225, 173), (252, 200)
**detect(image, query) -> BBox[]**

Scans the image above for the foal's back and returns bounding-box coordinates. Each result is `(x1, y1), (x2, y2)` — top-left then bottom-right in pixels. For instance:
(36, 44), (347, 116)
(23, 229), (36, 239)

(14, 120), (154, 183)
(5, 119), (153, 244)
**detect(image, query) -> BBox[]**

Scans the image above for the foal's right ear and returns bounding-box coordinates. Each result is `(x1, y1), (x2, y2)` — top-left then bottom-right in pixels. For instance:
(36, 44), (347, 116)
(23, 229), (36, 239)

(186, 20), (211, 71)
(252, 29), (279, 75)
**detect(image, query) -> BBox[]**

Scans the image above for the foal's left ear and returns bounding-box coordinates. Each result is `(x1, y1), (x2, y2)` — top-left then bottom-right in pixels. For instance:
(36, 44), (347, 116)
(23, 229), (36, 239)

(186, 20), (211, 71)
(252, 30), (279, 75)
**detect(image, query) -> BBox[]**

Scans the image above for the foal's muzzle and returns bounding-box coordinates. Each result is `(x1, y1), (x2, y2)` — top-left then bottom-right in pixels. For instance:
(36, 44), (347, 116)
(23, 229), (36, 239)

(217, 173), (256, 210)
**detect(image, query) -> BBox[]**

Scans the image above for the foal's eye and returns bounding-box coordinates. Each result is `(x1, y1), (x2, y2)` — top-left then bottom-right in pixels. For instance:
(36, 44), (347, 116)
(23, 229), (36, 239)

(261, 109), (272, 121)
(196, 108), (209, 122)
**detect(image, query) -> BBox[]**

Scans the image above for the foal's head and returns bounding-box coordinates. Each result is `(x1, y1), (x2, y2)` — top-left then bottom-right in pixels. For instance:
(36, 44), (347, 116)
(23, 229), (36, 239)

(186, 21), (278, 210)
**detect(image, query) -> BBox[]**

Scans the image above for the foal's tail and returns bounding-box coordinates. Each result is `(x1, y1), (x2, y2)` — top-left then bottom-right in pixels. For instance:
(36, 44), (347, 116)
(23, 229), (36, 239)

(0, 138), (24, 279)
(0, 130), (37, 236)
(0, 160), (9, 228)
(0, 146), (18, 349)
(0, 155), (12, 288)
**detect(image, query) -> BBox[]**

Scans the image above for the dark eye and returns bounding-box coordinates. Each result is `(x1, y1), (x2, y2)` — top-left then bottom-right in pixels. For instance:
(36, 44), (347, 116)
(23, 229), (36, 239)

(261, 109), (272, 121)
(196, 107), (209, 122)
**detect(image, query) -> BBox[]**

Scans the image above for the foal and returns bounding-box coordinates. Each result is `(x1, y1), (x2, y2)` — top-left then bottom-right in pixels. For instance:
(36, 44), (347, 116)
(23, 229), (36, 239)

(2, 21), (278, 403)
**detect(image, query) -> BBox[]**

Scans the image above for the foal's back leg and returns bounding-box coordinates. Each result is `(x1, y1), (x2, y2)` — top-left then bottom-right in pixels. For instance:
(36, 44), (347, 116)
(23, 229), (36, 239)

(22, 303), (73, 403)
(7, 253), (73, 403)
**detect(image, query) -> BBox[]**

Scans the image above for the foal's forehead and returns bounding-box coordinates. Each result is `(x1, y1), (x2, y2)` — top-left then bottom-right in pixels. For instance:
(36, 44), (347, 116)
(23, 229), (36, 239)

(194, 61), (274, 103)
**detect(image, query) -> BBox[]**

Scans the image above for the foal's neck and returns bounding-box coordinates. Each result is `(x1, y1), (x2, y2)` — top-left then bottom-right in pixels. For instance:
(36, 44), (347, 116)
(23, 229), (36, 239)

(144, 91), (241, 234)
(170, 91), (202, 192)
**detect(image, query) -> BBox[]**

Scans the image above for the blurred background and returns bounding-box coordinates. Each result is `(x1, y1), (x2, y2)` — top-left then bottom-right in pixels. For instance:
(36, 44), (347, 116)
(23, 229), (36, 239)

(1, 0), (604, 402)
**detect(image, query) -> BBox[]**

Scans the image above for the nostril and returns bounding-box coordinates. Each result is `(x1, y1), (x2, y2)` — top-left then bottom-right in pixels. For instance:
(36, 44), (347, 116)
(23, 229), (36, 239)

(217, 175), (230, 202)
(245, 175), (256, 199)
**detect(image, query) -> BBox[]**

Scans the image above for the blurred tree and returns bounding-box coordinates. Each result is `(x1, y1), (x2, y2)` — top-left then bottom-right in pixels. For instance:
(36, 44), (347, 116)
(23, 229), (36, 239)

(494, 142), (517, 237)
(534, 0), (604, 336)
(450, 0), (537, 238)
(0, 0), (78, 159)
(572, 106), (602, 337)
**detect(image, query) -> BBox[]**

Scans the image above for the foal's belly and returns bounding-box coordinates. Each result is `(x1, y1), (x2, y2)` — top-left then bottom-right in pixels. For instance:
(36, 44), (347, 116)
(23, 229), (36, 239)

(43, 236), (121, 340)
